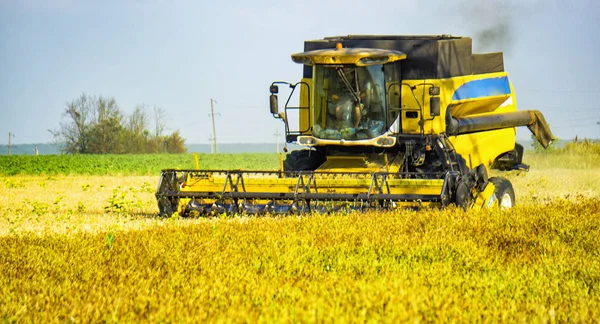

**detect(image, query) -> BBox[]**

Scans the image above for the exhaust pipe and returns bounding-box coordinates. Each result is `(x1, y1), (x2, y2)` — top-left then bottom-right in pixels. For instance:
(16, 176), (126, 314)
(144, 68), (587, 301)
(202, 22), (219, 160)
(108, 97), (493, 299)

(446, 108), (556, 148)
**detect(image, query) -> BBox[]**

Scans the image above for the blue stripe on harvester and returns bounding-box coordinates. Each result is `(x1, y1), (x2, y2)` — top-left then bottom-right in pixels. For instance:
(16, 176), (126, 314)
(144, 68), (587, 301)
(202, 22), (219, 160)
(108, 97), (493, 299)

(452, 76), (511, 101)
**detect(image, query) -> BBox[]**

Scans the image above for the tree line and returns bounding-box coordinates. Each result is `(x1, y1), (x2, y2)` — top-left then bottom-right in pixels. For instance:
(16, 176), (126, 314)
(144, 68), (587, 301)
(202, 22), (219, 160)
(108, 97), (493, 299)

(50, 93), (186, 154)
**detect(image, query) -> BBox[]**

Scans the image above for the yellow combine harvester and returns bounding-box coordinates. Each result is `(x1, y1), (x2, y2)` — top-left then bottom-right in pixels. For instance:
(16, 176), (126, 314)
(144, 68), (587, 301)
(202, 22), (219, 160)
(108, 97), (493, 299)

(156, 35), (555, 216)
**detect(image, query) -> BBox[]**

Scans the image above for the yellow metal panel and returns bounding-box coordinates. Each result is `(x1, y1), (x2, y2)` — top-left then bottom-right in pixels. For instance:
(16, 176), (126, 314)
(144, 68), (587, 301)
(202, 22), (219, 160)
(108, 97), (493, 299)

(193, 152), (199, 169)
(180, 173), (444, 196)
(472, 182), (496, 210)
(316, 155), (401, 173)
(299, 78), (312, 134)
(449, 128), (516, 170)
(400, 72), (514, 138)
(396, 72), (518, 169)
(450, 94), (512, 117)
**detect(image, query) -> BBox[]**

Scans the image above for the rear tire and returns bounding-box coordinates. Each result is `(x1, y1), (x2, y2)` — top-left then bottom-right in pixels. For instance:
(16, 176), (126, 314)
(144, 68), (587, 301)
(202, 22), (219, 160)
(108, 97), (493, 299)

(489, 177), (515, 210)
(283, 150), (325, 172)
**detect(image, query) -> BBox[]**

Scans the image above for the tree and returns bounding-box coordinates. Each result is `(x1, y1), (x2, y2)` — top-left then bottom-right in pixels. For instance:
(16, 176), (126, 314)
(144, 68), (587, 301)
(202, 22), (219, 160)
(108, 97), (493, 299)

(128, 105), (149, 135)
(164, 130), (187, 153)
(49, 93), (94, 154)
(88, 115), (126, 154)
(51, 93), (187, 154)
(126, 105), (150, 153)
(87, 96), (125, 154)
(153, 106), (167, 137)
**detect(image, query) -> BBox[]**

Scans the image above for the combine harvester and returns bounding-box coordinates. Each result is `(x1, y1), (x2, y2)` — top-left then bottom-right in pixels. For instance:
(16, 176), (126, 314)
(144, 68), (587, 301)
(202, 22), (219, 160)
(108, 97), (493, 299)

(156, 35), (555, 216)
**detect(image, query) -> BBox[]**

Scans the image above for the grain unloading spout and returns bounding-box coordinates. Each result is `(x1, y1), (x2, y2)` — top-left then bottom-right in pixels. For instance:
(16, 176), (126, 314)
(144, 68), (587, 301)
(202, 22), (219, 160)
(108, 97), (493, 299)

(446, 108), (557, 148)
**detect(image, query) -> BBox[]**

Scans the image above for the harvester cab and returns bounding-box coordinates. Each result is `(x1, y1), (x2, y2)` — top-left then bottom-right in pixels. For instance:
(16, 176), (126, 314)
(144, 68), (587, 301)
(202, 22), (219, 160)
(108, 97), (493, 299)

(156, 35), (556, 216)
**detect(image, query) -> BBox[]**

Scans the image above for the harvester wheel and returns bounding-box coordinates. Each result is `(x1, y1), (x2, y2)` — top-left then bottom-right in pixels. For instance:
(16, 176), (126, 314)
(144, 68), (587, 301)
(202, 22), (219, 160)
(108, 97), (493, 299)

(455, 180), (471, 210)
(456, 154), (469, 175)
(489, 177), (515, 210)
(284, 150), (325, 172)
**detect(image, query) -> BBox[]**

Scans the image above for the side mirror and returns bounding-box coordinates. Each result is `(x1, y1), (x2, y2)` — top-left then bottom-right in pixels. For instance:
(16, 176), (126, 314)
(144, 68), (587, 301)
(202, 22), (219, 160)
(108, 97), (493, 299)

(430, 97), (440, 116)
(270, 85), (279, 94)
(270, 94), (279, 115)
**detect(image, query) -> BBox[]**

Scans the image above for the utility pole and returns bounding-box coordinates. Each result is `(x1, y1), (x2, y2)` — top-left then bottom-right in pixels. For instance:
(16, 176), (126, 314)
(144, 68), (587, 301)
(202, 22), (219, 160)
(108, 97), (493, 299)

(274, 129), (281, 152)
(208, 134), (214, 154)
(210, 99), (219, 154)
(8, 132), (14, 155)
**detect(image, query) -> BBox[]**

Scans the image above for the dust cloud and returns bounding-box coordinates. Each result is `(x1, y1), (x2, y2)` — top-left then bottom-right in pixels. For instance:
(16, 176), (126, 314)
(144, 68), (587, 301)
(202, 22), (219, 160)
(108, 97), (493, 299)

(451, 0), (539, 54)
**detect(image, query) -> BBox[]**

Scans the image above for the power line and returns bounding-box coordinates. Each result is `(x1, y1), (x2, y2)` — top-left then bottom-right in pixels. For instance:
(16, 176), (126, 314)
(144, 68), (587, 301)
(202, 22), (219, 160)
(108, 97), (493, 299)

(561, 116), (600, 123)
(521, 89), (600, 94)
(552, 122), (600, 128)
(540, 107), (600, 111)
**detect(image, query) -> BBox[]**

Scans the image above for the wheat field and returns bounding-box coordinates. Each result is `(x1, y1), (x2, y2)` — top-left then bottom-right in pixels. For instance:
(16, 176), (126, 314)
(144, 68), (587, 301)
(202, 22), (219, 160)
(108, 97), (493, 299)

(1, 150), (599, 322)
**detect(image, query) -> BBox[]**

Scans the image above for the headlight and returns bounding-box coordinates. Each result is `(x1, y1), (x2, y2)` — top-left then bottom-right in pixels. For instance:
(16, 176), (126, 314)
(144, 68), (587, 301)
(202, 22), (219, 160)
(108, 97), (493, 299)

(298, 137), (315, 145)
(376, 137), (395, 147)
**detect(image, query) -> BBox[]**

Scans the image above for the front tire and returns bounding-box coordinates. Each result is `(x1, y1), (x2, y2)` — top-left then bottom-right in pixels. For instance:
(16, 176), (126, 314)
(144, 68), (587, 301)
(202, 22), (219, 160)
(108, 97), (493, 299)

(489, 177), (515, 209)
(283, 149), (325, 172)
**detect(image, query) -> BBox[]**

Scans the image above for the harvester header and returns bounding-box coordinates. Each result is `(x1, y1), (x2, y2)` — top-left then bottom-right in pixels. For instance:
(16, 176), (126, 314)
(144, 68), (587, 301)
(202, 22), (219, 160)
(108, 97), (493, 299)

(156, 34), (556, 216)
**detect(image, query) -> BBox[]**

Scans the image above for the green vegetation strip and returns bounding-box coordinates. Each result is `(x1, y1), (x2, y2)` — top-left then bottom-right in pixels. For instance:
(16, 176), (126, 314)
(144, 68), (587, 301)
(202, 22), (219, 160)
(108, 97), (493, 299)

(2, 141), (599, 176)
(1, 199), (599, 322)
(0, 153), (280, 176)
(525, 140), (600, 170)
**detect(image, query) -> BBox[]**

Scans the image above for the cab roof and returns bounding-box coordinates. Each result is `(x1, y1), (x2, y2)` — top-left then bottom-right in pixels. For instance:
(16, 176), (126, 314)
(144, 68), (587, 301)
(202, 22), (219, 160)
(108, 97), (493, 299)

(291, 47), (406, 66)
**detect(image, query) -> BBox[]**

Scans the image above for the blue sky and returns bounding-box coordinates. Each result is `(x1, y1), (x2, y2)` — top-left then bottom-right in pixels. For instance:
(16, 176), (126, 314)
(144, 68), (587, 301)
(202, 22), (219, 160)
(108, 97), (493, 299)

(1, 0), (599, 144)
